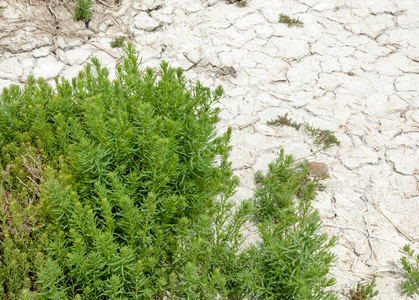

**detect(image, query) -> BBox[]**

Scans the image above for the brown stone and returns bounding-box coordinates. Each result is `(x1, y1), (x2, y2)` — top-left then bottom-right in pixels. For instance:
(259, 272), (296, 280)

(307, 162), (329, 178)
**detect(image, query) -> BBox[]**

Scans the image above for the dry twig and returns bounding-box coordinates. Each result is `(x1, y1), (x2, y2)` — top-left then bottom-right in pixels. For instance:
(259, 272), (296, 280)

(239, 117), (260, 129)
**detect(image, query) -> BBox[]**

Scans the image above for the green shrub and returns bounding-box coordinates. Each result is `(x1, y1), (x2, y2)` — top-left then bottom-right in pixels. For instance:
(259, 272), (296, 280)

(241, 150), (337, 299)
(0, 43), (247, 299)
(0, 43), (337, 299)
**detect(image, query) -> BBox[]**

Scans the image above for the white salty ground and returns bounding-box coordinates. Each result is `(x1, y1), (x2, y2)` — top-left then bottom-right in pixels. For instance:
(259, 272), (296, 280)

(1, 0), (418, 298)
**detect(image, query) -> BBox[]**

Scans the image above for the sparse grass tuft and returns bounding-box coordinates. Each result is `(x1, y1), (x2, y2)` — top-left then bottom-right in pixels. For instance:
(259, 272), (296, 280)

(110, 36), (126, 48)
(279, 13), (304, 27)
(268, 114), (340, 149)
(236, 0), (247, 7)
(267, 112), (301, 130)
(305, 124), (341, 149)
(349, 278), (379, 300)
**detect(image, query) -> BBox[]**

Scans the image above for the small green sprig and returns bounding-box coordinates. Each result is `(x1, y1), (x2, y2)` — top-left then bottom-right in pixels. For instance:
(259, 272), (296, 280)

(110, 36), (126, 48)
(400, 244), (419, 297)
(305, 124), (341, 149)
(349, 278), (379, 300)
(267, 112), (301, 130)
(268, 114), (340, 149)
(74, 0), (93, 21)
(279, 13), (304, 27)
(236, 0), (247, 7)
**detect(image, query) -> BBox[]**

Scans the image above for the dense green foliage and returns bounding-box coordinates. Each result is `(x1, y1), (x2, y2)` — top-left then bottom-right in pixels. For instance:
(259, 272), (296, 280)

(0, 44), (337, 299)
(74, 0), (93, 21)
(245, 150), (337, 299)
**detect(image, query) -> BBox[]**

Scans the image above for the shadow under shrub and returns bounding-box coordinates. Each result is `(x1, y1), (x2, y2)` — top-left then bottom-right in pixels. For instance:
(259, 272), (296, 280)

(0, 43), (337, 299)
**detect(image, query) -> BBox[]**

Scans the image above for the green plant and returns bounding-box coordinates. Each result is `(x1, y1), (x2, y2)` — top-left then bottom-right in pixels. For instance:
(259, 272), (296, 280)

(400, 244), (419, 297)
(349, 278), (379, 300)
(0, 43), (246, 299)
(268, 114), (340, 149)
(253, 150), (306, 223)
(236, 0), (247, 7)
(0, 43), (338, 299)
(74, 0), (93, 21)
(305, 124), (341, 149)
(242, 149), (337, 299)
(0, 138), (49, 299)
(110, 36), (126, 48)
(279, 13), (304, 27)
(267, 112), (302, 130)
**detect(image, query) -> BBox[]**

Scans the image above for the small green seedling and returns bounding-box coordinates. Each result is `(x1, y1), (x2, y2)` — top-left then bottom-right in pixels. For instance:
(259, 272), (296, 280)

(267, 113), (301, 130)
(110, 36), (126, 48)
(279, 13), (304, 27)
(349, 278), (379, 300)
(236, 0), (247, 7)
(304, 124), (340, 149)
(268, 113), (340, 149)
(74, 0), (93, 21)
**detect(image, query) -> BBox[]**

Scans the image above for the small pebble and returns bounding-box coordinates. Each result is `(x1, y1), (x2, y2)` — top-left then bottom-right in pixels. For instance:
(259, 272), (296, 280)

(307, 162), (329, 178)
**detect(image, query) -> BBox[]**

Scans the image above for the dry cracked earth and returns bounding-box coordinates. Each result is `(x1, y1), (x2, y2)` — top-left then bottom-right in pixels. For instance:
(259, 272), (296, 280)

(1, 0), (419, 298)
